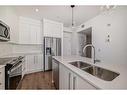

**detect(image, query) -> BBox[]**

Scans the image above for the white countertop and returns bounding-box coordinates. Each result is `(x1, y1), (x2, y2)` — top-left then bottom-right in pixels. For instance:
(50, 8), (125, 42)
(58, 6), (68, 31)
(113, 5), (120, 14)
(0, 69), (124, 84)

(53, 56), (127, 89)
(0, 65), (5, 68)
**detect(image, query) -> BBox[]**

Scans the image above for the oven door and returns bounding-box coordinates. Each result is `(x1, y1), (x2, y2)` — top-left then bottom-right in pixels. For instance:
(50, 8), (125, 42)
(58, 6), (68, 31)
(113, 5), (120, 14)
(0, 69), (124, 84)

(8, 63), (22, 89)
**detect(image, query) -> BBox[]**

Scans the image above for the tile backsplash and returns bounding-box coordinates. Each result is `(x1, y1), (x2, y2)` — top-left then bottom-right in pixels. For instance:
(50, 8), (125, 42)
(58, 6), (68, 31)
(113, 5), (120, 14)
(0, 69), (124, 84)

(0, 42), (13, 57)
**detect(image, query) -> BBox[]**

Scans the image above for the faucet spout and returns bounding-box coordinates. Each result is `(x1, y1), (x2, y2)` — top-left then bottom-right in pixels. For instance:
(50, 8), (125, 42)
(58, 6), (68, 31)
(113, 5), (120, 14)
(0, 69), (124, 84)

(83, 44), (96, 64)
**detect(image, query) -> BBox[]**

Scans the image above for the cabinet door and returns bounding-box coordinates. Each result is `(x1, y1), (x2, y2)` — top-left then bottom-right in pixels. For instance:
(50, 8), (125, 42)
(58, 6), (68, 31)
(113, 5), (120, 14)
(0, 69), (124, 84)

(19, 17), (42, 44)
(43, 19), (62, 38)
(35, 55), (43, 71)
(30, 24), (37, 44)
(19, 22), (30, 44)
(36, 25), (42, 44)
(59, 63), (96, 90)
(26, 55), (35, 73)
(59, 64), (71, 89)
(72, 73), (96, 90)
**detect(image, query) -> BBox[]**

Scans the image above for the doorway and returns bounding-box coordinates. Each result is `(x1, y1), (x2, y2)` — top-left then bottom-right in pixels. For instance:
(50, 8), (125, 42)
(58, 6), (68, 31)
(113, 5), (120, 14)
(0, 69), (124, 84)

(63, 31), (72, 56)
(78, 27), (92, 58)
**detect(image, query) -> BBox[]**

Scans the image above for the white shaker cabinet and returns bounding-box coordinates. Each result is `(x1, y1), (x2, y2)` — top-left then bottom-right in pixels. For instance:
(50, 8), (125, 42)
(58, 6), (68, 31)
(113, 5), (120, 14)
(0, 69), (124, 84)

(25, 54), (43, 74)
(0, 67), (5, 89)
(19, 17), (42, 44)
(43, 19), (63, 38)
(59, 64), (96, 90)
(59, 63), (71, 89)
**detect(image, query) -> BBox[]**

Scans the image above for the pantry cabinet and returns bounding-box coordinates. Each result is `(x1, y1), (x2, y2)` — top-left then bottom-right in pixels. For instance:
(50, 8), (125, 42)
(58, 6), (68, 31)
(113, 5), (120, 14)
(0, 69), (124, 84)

(25, 54), (43, 74)
(43, 19), (63, 38)
(59, 64), (96, 90)
(18, 17), (42, 44)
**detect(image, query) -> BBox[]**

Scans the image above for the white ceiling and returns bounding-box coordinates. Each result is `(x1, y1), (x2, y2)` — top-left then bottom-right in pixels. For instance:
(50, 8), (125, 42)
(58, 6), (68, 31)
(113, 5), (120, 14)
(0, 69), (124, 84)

(14, 5), (101, 27)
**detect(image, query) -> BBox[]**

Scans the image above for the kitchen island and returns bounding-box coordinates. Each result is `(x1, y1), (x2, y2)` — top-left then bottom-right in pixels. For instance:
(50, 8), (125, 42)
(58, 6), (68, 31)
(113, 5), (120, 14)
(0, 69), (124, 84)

(53, 56), (127, 89)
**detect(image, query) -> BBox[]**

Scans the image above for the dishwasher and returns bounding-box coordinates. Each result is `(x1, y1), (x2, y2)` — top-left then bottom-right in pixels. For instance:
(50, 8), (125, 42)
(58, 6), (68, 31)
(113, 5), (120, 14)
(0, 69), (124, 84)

(52, 59), (59, 89)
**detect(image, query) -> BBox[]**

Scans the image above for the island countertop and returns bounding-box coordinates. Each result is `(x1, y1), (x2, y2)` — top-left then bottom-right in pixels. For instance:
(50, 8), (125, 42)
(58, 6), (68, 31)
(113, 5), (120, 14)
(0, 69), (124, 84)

(53, 56), (127, 89)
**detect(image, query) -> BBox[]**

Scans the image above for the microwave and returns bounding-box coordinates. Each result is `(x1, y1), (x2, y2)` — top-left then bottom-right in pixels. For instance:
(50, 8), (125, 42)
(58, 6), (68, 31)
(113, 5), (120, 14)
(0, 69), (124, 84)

(0, 20), (10, 41)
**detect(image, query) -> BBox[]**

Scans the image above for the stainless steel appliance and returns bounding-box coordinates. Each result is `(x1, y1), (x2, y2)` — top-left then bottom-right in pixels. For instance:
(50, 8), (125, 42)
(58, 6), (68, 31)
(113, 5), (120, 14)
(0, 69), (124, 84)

(0, 56), (24, 89)
(0, 20), (10, 41)
(8, 56), (24, 89)
(52, 58), (59, 89)
(43, 37), (61, 71)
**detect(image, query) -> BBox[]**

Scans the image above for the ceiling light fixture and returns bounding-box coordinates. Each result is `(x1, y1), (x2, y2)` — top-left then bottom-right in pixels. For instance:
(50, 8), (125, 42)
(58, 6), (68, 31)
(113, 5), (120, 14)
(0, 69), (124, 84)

(71, 5), (75, 28)
(35, 8), (39, 12)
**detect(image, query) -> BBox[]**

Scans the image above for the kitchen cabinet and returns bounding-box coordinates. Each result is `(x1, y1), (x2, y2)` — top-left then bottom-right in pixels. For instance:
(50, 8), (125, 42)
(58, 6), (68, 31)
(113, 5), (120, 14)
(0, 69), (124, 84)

(59, 63), (70, 89)
(25, 54), (43, 74)
(0, 67), (5, 89)
(52, 59), (59, 89)
(43, 19), (63, 38)
(19, 17), (42, 44)
(59, 64), (96, 90)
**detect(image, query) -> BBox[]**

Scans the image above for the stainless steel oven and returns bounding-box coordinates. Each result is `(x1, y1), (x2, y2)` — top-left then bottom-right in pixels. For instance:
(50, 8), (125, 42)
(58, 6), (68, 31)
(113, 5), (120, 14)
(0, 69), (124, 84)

(0, 20), (10, 41)
(8, 56), (24, 89)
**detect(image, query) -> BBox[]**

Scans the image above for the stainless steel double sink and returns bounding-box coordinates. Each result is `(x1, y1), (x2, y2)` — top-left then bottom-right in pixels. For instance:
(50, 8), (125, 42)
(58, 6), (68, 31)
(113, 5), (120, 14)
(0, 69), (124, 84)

(69, 61), (119, 81)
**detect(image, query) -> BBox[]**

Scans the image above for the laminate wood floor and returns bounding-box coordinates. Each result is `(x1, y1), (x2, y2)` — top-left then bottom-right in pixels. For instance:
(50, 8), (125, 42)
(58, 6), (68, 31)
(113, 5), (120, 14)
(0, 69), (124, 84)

(17, 71), (56, 90)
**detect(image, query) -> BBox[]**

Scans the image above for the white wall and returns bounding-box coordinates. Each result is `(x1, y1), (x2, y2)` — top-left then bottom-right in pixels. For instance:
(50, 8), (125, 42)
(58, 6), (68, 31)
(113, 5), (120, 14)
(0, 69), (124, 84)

(77, 6), (127, 64)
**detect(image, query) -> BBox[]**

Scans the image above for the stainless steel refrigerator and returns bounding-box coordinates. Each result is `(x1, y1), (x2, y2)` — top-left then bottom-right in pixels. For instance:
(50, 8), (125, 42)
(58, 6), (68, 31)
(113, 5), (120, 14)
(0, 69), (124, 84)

(43, 37), (61, 71)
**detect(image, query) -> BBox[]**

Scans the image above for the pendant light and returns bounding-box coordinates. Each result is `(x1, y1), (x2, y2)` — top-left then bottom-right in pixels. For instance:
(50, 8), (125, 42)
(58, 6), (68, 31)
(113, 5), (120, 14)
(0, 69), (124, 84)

(71, 5), (75, 27)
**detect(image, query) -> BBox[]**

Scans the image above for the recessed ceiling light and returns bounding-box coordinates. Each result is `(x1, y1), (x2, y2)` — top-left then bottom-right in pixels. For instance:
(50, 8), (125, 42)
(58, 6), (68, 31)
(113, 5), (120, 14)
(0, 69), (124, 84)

(35, 8), (39, 12)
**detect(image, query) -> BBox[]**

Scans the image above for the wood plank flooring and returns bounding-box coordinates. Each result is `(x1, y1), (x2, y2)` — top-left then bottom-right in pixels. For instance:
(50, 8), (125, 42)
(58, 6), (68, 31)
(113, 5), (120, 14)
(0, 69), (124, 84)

(17, 71), (56, 90)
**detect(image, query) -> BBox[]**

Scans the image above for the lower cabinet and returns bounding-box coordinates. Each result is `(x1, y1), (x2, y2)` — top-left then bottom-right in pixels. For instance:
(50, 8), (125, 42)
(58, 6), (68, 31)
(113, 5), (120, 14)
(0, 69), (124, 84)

(0, 67), (5, 89)
(59, 64), (96, 90)
(25, 54), (43, 74)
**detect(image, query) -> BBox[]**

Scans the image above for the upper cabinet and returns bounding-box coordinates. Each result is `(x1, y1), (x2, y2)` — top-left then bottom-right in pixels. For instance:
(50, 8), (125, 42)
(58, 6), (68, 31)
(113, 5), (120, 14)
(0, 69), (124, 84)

(43, 19), (63, 38)
(18, 17), (42, 44)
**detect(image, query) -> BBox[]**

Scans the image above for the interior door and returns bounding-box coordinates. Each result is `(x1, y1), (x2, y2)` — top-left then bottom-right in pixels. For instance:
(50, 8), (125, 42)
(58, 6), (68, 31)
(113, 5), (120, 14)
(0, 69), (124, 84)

(63, 32), (72, 56)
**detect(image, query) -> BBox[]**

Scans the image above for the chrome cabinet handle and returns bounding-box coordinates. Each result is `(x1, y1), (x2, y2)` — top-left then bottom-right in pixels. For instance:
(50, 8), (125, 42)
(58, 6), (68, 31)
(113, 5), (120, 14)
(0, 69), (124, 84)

(68, 73), (71, 89)
(73, 76), (76, 90)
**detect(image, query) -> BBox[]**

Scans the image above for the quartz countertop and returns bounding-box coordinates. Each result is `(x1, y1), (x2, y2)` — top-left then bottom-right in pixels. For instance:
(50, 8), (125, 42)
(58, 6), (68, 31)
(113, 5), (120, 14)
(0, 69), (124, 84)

(53, 56), (127, 89)
(0, 65), (5, 68)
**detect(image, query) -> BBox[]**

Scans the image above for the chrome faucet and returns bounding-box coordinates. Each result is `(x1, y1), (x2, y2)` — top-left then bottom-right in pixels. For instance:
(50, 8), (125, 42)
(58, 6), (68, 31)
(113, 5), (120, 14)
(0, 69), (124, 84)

(83, 44), (96, 64)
